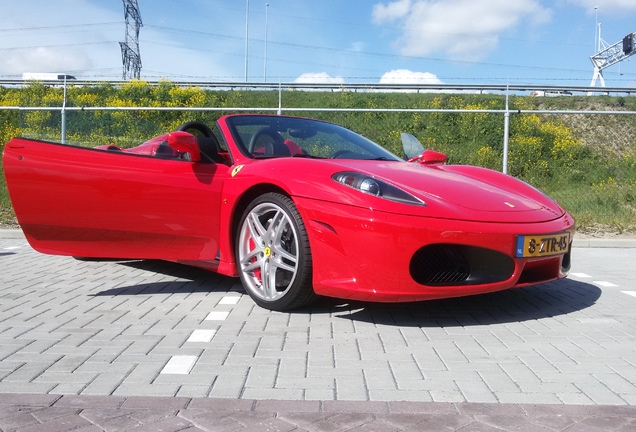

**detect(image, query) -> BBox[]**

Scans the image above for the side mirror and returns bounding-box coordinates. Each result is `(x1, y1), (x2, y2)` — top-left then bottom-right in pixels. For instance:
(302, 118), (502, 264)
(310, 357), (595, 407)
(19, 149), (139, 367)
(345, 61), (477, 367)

(167, 131), (201, 162)
(419, 150), (447, 165)
(401, 132), (447, 165)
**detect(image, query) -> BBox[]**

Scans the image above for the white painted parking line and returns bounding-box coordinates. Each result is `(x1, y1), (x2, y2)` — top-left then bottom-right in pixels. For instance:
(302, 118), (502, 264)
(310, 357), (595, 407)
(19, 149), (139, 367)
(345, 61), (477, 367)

(623, 291), (636, 298)
(219, 296), (241, 305)
(571, 272), (592, 278)
(594, 281), (618, 287)
(160, 355), (197, 374)
(3, 246), (21, 250)
(187, 329), (216, 343)
(205, 311), (230, 321)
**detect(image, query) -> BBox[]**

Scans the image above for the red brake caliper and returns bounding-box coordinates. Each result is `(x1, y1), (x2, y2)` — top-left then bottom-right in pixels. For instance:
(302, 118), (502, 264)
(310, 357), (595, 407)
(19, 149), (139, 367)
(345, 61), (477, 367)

(249, 238), (262, 282)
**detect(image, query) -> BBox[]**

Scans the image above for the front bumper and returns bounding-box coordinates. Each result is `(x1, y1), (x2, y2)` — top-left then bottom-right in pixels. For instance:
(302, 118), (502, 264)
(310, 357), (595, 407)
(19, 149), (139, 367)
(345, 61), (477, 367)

(296, 197), (574, 303)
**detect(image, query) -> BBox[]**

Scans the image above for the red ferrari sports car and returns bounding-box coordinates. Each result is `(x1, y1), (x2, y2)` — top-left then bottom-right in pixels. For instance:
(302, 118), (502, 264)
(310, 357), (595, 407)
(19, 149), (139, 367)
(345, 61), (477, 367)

(3, 114), (574, 310)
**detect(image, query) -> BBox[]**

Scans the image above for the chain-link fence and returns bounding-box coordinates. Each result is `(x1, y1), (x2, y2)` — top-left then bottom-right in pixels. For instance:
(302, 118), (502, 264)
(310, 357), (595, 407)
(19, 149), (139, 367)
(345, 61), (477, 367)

(1, 82), (635, 233)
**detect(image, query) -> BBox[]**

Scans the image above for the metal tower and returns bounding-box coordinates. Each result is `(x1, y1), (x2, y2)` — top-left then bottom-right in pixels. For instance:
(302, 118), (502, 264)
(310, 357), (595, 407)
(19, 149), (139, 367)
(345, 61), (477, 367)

(590, 30), (635, 87)
(119, 0), (143, 80)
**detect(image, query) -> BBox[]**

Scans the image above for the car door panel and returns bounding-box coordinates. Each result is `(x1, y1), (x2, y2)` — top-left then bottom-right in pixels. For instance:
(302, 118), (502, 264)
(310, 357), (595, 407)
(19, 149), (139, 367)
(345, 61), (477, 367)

(3, 138), (225, 261)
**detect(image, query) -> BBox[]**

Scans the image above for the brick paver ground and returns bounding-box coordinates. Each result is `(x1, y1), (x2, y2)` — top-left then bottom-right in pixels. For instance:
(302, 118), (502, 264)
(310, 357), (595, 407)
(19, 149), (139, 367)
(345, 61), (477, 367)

(1, 233), (635, 430)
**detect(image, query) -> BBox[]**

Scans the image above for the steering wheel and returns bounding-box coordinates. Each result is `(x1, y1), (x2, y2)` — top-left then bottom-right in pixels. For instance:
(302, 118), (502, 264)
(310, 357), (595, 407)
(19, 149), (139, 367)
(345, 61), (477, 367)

(248, 127), (285, 154)
(330, 149), (356, 159)
(177, 121), (214, 138)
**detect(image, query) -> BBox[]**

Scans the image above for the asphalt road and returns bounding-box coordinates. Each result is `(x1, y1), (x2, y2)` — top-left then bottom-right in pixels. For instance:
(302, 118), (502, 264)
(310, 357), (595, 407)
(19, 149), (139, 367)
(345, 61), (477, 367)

(1, 232), (635, 430)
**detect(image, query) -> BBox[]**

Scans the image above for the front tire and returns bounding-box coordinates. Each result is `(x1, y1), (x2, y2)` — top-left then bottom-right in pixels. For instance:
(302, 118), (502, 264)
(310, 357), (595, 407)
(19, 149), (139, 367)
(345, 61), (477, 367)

(236, 193), (316, 311)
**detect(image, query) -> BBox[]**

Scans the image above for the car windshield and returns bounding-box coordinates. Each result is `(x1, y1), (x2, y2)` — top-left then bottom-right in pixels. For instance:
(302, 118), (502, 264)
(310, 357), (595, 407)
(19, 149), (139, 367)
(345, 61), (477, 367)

(225, 115), (402, 161)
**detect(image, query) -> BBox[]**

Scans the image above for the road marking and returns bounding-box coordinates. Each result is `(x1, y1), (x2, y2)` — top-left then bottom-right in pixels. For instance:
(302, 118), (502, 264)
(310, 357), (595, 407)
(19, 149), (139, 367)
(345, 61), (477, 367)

(219, 296), (241, 305)
(2, 246), (21, 250)
(160, 355), (197, 374)
(594, 281), (618, 287)
(577, 318), (618, 324)
(187, 329), (216, 343)
(205, 311), (230, 321)
(571, 273), (619, 288)
(623, 291), (636, 298)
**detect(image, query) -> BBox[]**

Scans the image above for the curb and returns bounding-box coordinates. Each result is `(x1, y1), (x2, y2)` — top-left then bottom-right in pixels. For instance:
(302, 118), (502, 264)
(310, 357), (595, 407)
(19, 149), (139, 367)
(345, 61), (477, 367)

(1, 394), (635, 432)
(573, 238), (636, 248)
(1, 228), (635, 247)
(0, 229), (25, 239)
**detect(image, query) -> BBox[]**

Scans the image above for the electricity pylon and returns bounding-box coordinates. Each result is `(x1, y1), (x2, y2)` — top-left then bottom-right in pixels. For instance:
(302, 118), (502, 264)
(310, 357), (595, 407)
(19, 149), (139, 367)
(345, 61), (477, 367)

(119, 0), (143, 80)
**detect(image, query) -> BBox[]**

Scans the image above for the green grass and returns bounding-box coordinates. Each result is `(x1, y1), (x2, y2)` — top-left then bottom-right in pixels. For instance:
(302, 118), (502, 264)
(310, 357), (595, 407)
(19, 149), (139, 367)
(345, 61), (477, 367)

(1, 83), (635, 233)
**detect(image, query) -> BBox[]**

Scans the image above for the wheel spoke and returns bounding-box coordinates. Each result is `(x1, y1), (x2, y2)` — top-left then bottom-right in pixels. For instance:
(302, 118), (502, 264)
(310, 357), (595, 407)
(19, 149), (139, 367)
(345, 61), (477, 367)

(272, 243), (297, 265)
(240, 247), (261, 265)
(242, 256), (263, 273)
(263, 260), (277, 298)
(248, 212), (268, 242)
(271, 213), (288, 240)
(271, 258), (296, 274)
(271, 215), (298, 266)
(265, 210), (284, 241)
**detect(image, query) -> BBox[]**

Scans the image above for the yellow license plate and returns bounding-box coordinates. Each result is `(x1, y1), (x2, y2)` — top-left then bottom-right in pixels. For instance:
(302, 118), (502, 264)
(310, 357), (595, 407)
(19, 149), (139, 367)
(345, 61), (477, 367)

(515, 233), (570, 258)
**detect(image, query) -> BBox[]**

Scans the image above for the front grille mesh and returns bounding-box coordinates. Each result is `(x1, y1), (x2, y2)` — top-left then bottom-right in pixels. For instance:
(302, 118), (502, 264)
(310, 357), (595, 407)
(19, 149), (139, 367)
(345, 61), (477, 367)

(410, 245), (470, 285)
(410, 244), (514, 286)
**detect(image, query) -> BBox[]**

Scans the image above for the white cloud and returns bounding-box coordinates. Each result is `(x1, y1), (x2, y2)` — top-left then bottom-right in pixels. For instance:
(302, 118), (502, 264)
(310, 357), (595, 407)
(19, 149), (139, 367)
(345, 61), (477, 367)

(0, 1), (120, 77)
(372, 0), (551, 61)
(294, 72), (345, 84)
(3, 47), (94, 77)
(379, 69), (442, 84)
(372, 0), (412, 21)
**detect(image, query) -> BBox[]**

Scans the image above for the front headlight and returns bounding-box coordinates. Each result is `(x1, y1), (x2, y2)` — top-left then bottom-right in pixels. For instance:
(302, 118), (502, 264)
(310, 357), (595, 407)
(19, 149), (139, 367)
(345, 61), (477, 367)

(333, 172), (425, 206)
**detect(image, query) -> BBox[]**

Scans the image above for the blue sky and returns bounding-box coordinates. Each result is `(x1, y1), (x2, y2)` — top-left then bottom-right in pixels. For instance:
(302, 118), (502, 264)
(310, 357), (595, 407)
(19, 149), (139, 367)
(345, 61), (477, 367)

(2, 0), (636, 87)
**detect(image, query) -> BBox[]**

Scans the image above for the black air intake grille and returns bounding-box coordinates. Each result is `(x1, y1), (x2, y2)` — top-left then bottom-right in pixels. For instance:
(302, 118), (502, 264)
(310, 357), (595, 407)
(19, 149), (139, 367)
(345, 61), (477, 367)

(410, 244), (514, 286)
(410, 245), (470, 284)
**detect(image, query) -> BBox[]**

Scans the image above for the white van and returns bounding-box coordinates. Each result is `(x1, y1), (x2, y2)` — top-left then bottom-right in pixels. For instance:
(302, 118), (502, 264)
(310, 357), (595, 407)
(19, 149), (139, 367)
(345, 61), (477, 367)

(22, 73), (76, 81)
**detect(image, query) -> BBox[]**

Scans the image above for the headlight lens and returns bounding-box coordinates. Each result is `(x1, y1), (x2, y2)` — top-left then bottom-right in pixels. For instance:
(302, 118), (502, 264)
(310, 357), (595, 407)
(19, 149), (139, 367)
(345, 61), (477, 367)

(333, 172), (425, 206)
(360, 178), (380, 196)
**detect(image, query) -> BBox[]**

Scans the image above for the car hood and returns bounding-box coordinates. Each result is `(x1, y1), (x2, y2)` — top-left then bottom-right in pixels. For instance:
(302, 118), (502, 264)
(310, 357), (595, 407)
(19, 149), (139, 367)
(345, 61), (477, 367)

(335, 160), (566, 223)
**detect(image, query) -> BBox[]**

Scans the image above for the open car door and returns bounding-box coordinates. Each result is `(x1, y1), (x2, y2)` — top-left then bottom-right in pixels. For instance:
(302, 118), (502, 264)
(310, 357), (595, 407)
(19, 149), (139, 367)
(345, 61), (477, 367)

(3, 138), (226, 261)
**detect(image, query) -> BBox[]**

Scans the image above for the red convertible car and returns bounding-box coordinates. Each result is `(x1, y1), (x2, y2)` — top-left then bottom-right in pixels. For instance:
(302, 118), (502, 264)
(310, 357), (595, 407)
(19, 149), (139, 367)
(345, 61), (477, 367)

(2, 115), (574, 310)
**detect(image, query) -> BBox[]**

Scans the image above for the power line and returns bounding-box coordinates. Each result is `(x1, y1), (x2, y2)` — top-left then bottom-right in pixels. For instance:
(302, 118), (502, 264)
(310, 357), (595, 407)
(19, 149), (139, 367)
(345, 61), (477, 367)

(0, 41), (118, 51)
(140, 26), (601, 78)
(0, 22), (121, 33)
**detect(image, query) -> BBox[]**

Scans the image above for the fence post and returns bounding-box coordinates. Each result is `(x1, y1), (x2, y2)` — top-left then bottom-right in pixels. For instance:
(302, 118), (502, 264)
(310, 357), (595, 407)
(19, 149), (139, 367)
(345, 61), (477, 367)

(61, 77), (67, 144)
(502, 87), (510, 174)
